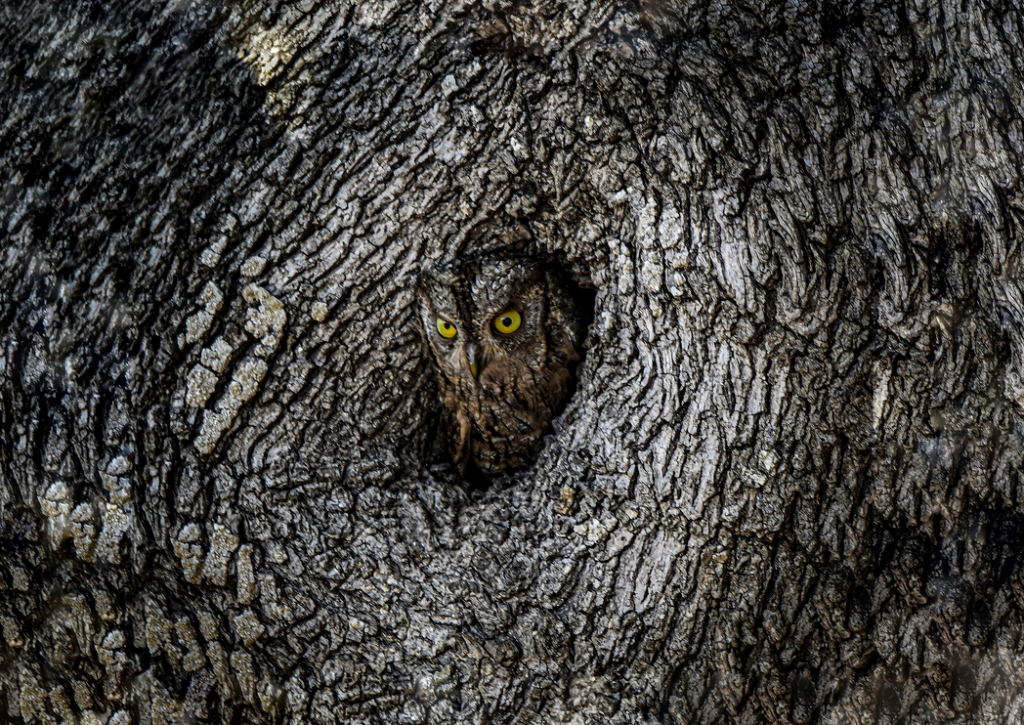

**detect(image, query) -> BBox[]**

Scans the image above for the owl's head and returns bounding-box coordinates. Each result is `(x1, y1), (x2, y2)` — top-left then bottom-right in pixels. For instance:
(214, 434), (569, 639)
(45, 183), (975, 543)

(416, 251), (585, 475)
(415, 254), (554, 387)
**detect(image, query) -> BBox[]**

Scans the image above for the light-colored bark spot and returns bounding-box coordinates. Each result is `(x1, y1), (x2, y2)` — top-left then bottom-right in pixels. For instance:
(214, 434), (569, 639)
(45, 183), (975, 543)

(106, 455), (130, 475)
(233, 608), (267, 646)
(193, 411), (228, 455)
(19, 682), (47, 723)
(1, 615), (23, 648)
(171, 523), (204, 584)
(184, 310), (213, 344)
(199, 235), (227, 267)
(11, 566), (29, 591)
(237, 28), (295, 86)
(100, 472), (132, 506)
(206, 642), (234, 696)
(243, 284), (286, 350)
(48, 686), (74, 722)
(196, 611), (219, 642)
(258, 679), (285, 715)
(236, 544), (257, 604)
(70, 503), (97, 561)
(441, 74), (458, 97)
(310, 301), (329, 322)
(872, 360), (892, 429)
(200, 337), (234, 373)
(202, 524), (240, 586)
(95, 505), (131, 564)
(145, 601), (173, 655)
(185, 364), (218, 408)
(199, 280), (225, 308)
(97, 630), (127, 675)
(259, 572), (291, 619)
(241, 255), (267, 277)
(194, 357), (268, 453)
(509, 134), (529, 160)
(175, 618), (206, 672)
(231, 650), (257, 702)
(228, 358), (268, 403)
(574, 517), (616, 546)
(40, 481), (71, 518)
(184, 282), (224, 343)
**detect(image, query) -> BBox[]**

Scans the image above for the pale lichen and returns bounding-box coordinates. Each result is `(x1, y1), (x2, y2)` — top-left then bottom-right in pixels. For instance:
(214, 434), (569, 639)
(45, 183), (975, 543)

(233, 608), (267, 646)
(175, 617), (207, 672)
(145, 600), (173, 655)
(70, 503), (97, 561)
(1, 614), (24, 648)
(231, 650), (257, 702)
(188, 283), (282, 452)
(39, 481), (71, 518)
(202, 524), (240, 586)
(243, 284), (286, 351)
(184, 282), (224, 344)
(100, 471), (131, 506)
(201, 338), (234, 373)
(310, 301), (329, 322)
(171, 523), (204, 585)
(94, 505), (132, 564)
(199, 235), (227, 268)
(186, 364), (219, 408)
(241, 256), (268, 277)
(193, 357), (269, 454)
(206, 641), (234, 698)
(236, 544), (257, 604)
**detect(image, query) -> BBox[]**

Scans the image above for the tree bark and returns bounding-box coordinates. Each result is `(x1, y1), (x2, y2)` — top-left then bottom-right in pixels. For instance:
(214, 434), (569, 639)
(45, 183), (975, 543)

(3, 0), (1024, 723)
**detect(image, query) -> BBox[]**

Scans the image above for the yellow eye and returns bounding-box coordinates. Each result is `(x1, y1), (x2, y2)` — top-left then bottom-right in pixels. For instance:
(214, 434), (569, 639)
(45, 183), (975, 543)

(493, 310), (521, 334)
(436, 318), (457, 339)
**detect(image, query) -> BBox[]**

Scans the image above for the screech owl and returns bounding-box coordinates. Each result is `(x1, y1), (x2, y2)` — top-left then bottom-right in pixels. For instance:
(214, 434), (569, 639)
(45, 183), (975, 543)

(416, 253), (585, 476)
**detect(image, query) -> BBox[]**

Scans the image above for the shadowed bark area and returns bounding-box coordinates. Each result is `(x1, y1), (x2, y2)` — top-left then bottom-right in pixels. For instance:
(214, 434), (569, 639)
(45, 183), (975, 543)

(3, 0), (1024, 723)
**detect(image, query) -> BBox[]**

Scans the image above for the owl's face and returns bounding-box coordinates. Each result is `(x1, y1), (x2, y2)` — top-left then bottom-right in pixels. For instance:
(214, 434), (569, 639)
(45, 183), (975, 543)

(416, 253), (582, 475)
(417, 256), (549, 389)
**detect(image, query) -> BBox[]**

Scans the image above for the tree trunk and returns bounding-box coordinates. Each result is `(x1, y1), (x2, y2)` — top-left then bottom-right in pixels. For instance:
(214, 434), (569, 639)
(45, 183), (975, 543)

(3, 0), (1024, 723)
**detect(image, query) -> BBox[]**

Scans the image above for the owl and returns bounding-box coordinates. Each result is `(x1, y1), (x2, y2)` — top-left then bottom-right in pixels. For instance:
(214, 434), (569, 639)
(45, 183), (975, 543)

(416, 253), (584, 476)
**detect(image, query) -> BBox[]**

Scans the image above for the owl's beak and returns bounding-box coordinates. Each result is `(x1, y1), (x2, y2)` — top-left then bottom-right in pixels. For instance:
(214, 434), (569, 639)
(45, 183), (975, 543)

(466, 342), (480, 379)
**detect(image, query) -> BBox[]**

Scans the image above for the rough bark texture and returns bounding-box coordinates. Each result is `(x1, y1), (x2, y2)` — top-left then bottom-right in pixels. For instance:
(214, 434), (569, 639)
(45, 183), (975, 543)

(4, 0), (1024, 723)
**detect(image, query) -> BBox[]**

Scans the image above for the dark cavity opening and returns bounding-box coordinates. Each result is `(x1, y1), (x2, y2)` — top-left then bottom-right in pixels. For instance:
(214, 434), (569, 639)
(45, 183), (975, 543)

(421, 252), (596, 493)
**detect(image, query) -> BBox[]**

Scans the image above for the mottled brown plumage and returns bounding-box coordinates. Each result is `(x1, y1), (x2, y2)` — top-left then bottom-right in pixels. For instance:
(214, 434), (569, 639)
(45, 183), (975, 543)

(416, 253), (584, 475)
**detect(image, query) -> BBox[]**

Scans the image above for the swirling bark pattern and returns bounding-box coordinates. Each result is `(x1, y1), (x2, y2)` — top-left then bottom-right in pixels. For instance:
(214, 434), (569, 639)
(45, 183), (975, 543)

(3, 0), (1024, 723)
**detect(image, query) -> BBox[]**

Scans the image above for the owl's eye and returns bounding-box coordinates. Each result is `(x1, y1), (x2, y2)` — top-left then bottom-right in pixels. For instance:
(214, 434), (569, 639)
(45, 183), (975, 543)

(493, 310), (521, 334)
(436, 318), (458, 339)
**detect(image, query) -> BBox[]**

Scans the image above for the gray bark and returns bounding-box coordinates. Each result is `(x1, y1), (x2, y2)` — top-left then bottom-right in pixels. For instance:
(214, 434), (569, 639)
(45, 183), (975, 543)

(3, 0), (1024, 723)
